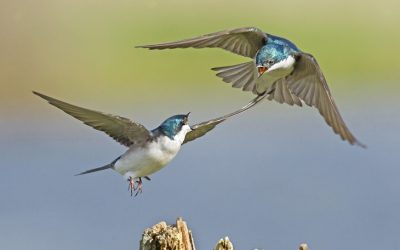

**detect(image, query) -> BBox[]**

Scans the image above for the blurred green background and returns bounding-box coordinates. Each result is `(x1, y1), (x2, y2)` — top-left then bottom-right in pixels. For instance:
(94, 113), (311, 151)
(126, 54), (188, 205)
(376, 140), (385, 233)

(1, 0), (399, 109)
(1, 1), (400, 250)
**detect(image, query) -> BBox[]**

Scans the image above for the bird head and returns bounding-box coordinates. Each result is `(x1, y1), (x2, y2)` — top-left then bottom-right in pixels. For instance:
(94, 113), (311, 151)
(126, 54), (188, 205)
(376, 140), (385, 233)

(255, 44), (290, 77)
(158, 113), (191, 140)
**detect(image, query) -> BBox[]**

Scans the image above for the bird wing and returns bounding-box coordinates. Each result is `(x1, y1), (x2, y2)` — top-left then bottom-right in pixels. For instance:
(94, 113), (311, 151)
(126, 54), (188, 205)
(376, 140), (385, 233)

(33, 92), (152, 147)
(137, 27), (267, 58)
(211, 61), (258, 92)
(272, 53), (364, 146)
(183, 94), (266, 144)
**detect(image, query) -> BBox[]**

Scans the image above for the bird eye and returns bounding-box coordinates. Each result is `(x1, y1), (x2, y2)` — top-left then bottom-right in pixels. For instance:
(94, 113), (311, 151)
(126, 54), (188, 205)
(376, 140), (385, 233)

(263, 60), (273, 67)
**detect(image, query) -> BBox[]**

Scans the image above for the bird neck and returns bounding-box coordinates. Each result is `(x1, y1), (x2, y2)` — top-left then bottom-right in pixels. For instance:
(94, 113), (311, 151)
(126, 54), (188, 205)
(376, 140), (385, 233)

(152, 124), (190, 144)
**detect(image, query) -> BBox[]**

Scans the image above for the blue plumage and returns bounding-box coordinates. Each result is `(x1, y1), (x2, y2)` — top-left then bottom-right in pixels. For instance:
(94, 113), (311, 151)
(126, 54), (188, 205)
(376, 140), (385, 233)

(256, 35), (300, 67)
(267, 34), (300, 52)
(155, 114), (188, 139)
(255, 44), (288, 66)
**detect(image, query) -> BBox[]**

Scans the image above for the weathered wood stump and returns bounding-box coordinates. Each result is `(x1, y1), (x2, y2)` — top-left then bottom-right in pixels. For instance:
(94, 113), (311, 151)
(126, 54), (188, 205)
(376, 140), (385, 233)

(213, 237), (233, 250)
(140, 218), (195, 250)
(140, 217), (308, 250)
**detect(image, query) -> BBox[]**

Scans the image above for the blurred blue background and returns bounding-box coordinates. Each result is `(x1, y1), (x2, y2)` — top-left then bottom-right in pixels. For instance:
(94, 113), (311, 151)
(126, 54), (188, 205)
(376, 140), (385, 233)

(1, 0), (399, 249)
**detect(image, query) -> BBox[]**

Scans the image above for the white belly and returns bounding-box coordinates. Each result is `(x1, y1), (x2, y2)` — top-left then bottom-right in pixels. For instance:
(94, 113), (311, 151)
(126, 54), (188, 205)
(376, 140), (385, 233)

(113, 136), (182, 179)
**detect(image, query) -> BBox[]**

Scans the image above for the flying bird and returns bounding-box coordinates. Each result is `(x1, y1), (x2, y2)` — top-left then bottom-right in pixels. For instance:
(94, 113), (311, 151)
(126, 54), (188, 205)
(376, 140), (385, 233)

(33, 91), (262, 196)
(137, 27), (364, 147)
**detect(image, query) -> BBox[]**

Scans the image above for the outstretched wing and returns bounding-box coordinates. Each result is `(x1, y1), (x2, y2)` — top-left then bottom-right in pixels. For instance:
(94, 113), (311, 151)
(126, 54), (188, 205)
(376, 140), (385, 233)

(183, 94), (266, 144)
(137, 27), (267, 58)
(271, 53), (364, 147)
(33, 92), (152, 147)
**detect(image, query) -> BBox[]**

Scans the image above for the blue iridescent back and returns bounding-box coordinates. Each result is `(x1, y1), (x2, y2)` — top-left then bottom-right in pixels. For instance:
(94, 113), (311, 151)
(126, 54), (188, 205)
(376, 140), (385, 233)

(267, 34), (300, 52)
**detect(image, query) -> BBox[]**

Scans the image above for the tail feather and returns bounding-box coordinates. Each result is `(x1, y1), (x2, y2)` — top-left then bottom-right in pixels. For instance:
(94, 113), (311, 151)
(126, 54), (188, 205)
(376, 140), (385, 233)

(75, 156), (120, 176)
(75, 164), (113, 176)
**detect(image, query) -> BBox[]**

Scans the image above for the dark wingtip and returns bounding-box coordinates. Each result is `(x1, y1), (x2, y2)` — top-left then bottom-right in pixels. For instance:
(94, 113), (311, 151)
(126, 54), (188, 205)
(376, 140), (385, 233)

(32, 91), (50, 101)
(135, 45), (153, 49)
(32, 90), (41, 96)
(355, 140), (367, 149)
(74, 170), (90, 176)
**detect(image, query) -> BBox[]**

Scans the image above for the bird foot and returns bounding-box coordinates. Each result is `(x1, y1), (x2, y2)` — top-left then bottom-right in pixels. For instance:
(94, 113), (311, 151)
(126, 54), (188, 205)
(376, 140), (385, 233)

(127, 177), (145, 196)
(134, 177), (143, 197)
(128, 177), (135, 196)
(127, 176), (151, 196)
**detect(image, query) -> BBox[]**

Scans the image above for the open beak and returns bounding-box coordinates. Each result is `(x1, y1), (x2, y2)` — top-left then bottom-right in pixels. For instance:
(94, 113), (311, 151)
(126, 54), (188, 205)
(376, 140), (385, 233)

(257, 66), (267, 77)
(184, 112), (190, 125)
(184, 112), (193, 131)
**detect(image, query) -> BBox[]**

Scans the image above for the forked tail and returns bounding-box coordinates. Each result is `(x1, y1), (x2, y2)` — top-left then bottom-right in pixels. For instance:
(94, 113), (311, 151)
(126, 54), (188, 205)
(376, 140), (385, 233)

(75, 157), (120, 176)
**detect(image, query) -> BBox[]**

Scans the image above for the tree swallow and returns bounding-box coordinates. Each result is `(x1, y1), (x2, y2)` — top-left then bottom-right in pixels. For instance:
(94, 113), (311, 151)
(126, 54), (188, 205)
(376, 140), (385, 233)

(33, 91), (262, 196)
(137, 27), (365, 147)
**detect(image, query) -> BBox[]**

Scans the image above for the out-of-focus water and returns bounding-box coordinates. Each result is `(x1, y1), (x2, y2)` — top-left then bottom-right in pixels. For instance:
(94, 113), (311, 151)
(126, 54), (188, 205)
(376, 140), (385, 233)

(1, 81), (399, 250)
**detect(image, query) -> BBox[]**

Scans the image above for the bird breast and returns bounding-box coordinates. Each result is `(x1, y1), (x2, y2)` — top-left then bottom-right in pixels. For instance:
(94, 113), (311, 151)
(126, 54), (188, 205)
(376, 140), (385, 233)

(267, 55), (296, 72)
(114, 136), (182, 179)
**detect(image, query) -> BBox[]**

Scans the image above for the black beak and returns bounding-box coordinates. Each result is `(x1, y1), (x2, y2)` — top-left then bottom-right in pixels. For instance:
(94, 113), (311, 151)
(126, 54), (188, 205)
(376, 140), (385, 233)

(184, 112), (190, 125)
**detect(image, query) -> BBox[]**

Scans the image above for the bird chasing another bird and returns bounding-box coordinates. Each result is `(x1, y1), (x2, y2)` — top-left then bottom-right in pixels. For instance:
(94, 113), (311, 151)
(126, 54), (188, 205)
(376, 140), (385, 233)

(35, 27), (365, 196)
(138, 27), (365, 147)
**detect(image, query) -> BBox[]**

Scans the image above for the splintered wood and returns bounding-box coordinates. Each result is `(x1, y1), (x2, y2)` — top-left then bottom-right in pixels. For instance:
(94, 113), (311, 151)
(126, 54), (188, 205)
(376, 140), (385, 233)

(140, 217), (308, 250)
(214, 237), (233, 250)
(140, 218), (195, 250)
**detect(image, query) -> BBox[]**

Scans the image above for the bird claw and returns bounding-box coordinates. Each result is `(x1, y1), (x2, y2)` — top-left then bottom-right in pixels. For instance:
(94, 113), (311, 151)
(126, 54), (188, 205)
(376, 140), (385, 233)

(128, 177), (135, 196)
(127, 177), (145, 197)
(134, 178), (143, 196)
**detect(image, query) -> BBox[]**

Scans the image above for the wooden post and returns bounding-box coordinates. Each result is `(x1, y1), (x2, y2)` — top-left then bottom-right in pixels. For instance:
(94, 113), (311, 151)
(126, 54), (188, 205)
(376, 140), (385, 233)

(176, 217), (195, 250)
(214, 237), (233, 250)
(140, 218), (308, 250)
(140, 218), (195, 250)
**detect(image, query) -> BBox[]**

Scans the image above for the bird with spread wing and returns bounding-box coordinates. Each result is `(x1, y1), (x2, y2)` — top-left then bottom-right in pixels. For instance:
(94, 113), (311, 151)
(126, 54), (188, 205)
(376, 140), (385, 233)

(138, 27), (365, 147)
(34, 91), (262, 196)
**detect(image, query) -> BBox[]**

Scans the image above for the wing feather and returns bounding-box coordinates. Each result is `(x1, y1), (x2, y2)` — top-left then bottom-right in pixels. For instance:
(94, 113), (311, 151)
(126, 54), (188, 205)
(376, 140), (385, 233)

(278, 54), (364, 146)
(212, 61), (257, 90)
(137, 27), (267, 58)
(33, 92), (151, 147)
(183, 94), (267, 144)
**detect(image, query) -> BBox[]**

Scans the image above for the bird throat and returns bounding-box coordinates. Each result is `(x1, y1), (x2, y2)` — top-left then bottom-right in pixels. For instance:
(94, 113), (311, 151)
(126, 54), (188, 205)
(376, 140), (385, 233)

(255, 59), (295, 94)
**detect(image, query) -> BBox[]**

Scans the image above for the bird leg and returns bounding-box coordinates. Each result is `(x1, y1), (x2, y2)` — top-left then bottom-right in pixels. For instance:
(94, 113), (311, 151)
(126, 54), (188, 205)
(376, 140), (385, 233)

(127, 177), (149, 196)
(128, 176), (135, 196)
(134, 177), (144, 197)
